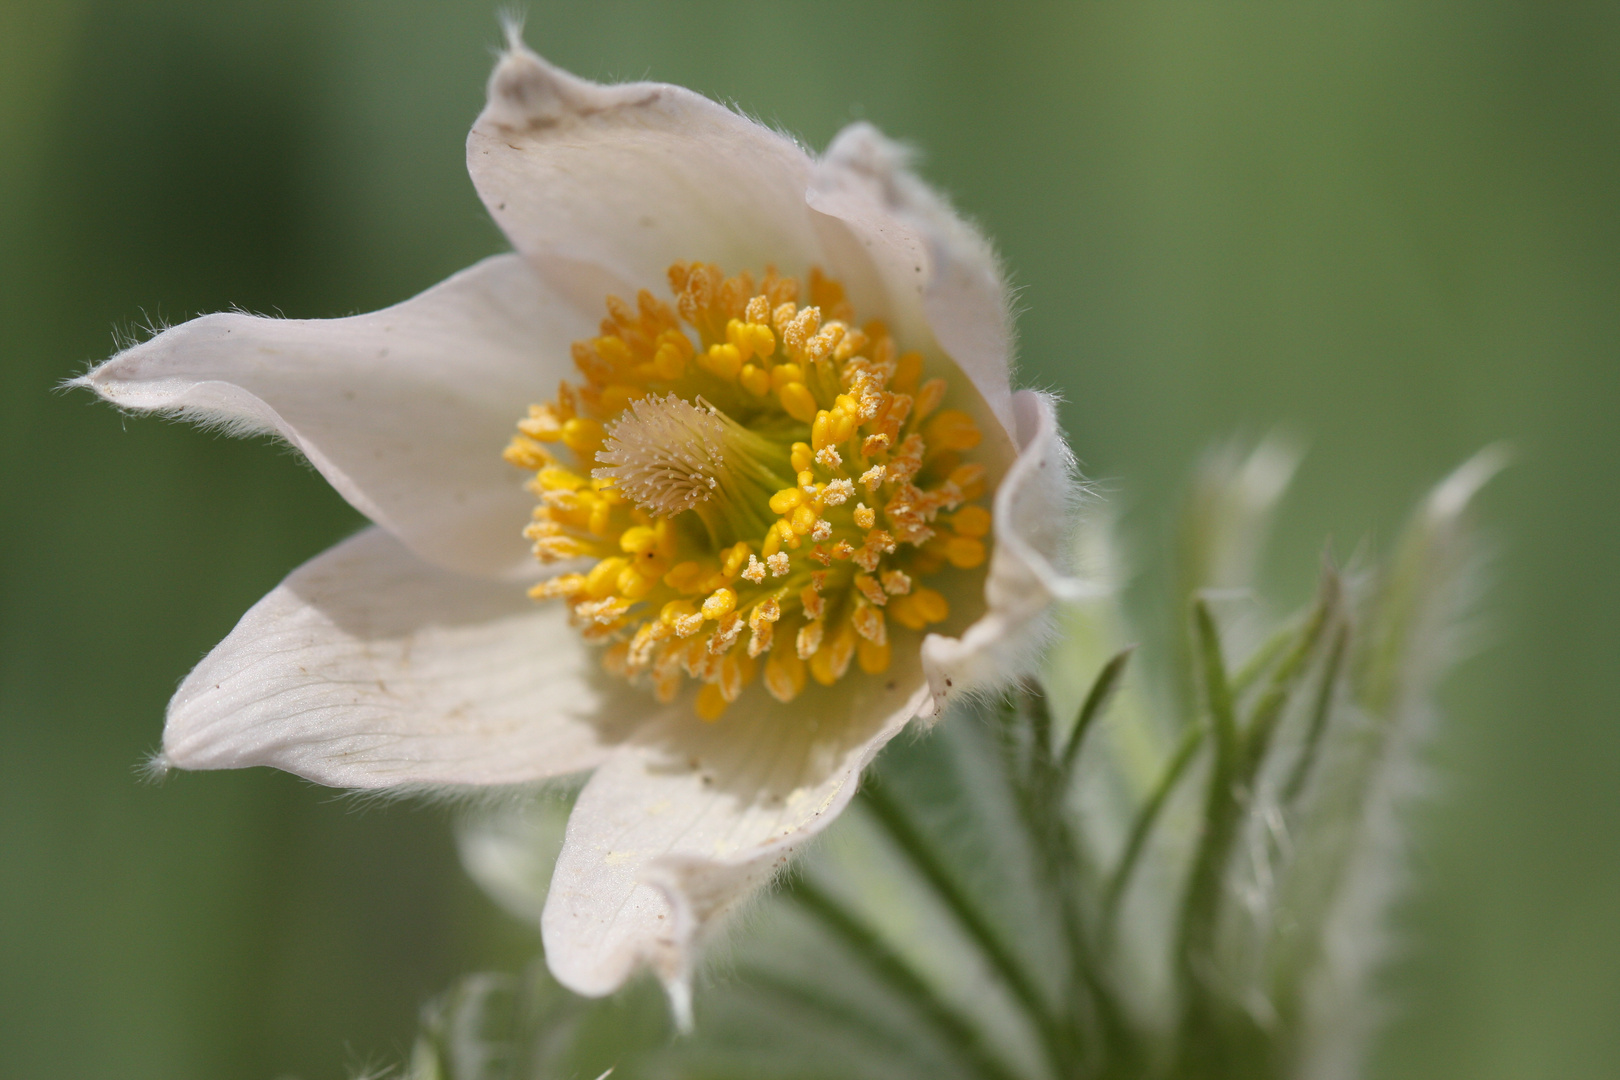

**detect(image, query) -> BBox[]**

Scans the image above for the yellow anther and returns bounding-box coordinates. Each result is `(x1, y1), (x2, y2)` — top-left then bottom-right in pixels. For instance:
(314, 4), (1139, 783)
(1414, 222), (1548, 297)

(852, 601), (887, 645)
(725, 318), (755, 361)
(823, 478), (855, 506)
(749, 598), (781, 630)
(709, 611), (745, 654)
(854, 503), (876, 529)
(761, 526), (782, 558)
(702, 343), (743, 380)
(809, 624), (856, 686)
(748, 619), (775, 657)
(721, 541), (752, 578)
(855, 573), (887, 607)
(748, 322), (776, 358)
(952, 504), (992, 538)
(913, 586), (950, 623)
(653, 667), (682, 704)
(535, 466), (589, 492)
(891, 351), (924, 395)
(800, 585), (825, 622)
(949, 463), (988, 501)
(595, 335), (632, 366)
(881, 569), (913, 596)
(861, 433), (890, 457)
(528, 573), (586, 600)
(618, 565), (658, 599)
(857, 638), (892, 674)
(701, 587), (738, 621)
(770, 362), (805, 392)
(790, 503), (818, 536)
(796, 620), (825, 660)
(772, 301), (798, 333)
(663, 561), (708, 593)
(925, 409), (982, 451)
(888, 594), (927, 630)
(764, 651), (806, 702)
(790, 441), (814, 473)
(660, 599), (697, 627)
(797, 470), (817, 491)
(585, 557), (628, 600)
(602, 641), (631, 676)
(652, 340), (690, 381)
(784, 306), (822, 353)
(740, 363), (771, 396)
(587, 500), (614, 537)
(654, 517), (678, 559)
(945, 535), (987, 569)
(619, 525), (658, 555)
(913, 378), (947, 425)
(519, 403), (566, 441)
(769, 488), (803, 515)
(561, 417), (604, 455)
(599, 384), (637, 415)
(811, 411), (832, 451)
(778, 381), (819, 423)
(719, 652), (753, 702)
(503, 435), (555, 470)
(696, 682), (729, 722)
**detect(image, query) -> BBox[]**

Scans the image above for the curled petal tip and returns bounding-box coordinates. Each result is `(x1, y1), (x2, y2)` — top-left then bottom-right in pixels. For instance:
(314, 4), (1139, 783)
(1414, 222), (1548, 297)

(822, 121), (914, 205)
(482, 37), (621, 132)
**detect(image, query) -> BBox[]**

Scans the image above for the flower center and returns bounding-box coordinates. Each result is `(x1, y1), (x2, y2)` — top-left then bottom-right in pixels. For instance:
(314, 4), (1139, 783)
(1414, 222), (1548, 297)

(505, 262), (993, 721)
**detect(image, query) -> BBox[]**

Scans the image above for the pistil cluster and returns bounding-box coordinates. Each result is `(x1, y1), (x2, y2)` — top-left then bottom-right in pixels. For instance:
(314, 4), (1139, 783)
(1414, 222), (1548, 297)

(505, 262), (992, 721)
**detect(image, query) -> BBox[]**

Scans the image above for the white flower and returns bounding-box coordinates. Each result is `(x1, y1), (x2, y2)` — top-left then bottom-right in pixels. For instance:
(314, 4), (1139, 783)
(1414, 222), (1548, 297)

(77, 32), (1086, 1021)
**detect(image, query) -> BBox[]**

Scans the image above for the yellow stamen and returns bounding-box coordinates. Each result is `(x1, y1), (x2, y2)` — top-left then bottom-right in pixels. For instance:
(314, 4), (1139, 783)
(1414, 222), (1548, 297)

(506, 262), (995, 720)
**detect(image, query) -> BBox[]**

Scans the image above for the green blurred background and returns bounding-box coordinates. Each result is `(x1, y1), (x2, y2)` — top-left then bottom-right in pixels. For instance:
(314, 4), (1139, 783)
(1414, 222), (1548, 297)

(2, 2), (1615, 1077)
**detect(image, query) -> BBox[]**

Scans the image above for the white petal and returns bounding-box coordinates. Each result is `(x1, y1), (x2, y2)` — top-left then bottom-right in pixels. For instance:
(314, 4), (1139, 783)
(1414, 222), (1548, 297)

(921, 391), (1093, 714)
(540, 676), (928, 1012)
(78, 254), (586, 578)
(162, 527), (640, 788)
(808, 122), (1016, 434)
(469, 41), (823, 294)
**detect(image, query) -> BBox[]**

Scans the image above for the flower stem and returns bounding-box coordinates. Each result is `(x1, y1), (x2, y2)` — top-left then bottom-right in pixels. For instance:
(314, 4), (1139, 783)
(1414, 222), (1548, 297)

(1058, 646), (1135, 782)
(859, 779), (1072, 1077)
(787, 876), (1028, 1080)
(1101, 721), (1206, 929)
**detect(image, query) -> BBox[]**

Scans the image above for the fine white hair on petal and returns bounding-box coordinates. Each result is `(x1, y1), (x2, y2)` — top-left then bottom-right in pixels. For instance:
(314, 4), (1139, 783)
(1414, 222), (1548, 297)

(807, 121), (1018, 436)
(593, 393), (725, 516)
(921, 391), (1095, 716)
(75, 254), (593, 579)
(162, 527), (643, 788)
(469, 39), (825, 294)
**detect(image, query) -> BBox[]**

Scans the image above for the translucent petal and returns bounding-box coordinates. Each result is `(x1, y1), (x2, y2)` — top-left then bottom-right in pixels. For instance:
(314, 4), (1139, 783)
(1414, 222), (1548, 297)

(921, 391), (1094, 714)
(79, 254), (588, 578)
(807, 123), (1016, 434)
(161, 528), (641, 787)
(469, 41), (824, 297)
(541, 677), (928, 1013)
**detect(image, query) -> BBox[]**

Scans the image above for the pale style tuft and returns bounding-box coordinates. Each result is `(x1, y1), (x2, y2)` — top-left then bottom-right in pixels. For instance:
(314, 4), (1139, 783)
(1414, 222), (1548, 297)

(593, 393), (727, 517)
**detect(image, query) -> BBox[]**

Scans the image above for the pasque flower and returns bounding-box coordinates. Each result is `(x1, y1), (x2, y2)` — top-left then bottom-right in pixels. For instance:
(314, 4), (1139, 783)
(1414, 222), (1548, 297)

(79, 31), (1084, 1017)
